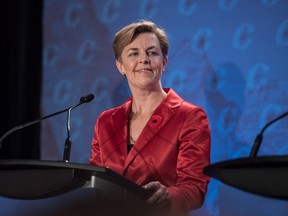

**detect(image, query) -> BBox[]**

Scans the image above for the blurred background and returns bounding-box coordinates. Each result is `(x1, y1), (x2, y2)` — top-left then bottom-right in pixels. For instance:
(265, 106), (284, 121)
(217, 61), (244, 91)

(1, 0), (288, 215)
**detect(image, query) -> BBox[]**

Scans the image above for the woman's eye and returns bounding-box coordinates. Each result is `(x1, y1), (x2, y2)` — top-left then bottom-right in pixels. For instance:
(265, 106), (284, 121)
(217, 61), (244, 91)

(147, 51), (158, 56)
(128, 52), (138, 57)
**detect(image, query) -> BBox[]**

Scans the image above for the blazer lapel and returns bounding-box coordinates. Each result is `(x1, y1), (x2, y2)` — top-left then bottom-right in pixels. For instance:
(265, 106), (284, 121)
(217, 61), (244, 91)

(123, 89), (182, 171)
(112, 100), (132, 156)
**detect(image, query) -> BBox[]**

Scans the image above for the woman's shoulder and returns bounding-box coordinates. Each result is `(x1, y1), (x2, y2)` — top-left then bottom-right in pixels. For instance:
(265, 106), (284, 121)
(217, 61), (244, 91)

(99, 99), (131, 117)
(166, 88), (204, 111)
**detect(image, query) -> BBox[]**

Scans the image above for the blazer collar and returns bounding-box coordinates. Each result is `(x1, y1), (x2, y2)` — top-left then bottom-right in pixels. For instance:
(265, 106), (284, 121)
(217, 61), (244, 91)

(112, 99), (132, 134)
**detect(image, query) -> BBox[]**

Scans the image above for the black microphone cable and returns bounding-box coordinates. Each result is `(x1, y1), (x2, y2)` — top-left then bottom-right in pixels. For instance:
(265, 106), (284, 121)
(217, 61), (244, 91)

(249, 111), (288, 157)
(0, 93), (95, 159)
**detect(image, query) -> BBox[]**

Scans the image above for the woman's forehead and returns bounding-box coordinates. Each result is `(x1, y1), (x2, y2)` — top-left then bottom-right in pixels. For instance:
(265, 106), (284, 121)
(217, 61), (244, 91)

(125, 33), (160, 49)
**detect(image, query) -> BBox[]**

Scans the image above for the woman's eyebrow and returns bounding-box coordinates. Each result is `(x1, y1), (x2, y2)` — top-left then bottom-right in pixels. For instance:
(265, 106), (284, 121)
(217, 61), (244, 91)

(127, 46), (157, 51)
(126, 48), (138, 52)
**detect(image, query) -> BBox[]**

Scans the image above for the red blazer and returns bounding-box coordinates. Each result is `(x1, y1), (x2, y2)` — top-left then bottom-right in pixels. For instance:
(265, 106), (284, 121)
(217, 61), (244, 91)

(90, 88), (211, 214)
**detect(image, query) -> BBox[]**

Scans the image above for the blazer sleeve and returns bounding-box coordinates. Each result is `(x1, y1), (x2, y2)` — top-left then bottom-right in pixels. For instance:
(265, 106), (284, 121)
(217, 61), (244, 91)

(167, 106), (211, 213)
(89, 113), (102, 166)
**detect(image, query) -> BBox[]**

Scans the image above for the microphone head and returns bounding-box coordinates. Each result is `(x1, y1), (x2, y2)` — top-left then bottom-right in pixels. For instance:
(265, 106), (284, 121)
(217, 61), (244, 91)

(80, 93), (95, 103)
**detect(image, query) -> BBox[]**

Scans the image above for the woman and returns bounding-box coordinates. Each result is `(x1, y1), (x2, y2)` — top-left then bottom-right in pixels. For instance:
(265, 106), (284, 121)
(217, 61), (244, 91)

(90, 20), (211, 215)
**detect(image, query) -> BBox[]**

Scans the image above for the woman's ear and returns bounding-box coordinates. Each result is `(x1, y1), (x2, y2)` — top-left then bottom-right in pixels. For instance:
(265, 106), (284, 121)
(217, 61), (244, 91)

(162, 56), (168, 71)
(116, 59), (125, 76)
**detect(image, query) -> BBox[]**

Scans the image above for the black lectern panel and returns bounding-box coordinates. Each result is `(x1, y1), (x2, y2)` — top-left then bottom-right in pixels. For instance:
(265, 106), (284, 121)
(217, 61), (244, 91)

(204, 156), (288, 199)
(0, 187), (154, 216)
(0, 160), (172, 216)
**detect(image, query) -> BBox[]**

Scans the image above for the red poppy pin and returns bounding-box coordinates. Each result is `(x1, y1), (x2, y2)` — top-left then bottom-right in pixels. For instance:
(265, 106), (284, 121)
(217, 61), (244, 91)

(149, 115), (162, 127)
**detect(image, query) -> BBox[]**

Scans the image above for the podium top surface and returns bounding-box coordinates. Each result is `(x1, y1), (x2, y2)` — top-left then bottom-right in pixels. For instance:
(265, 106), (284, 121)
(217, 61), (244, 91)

(0, 159), (151, 200)
(0, 159), (106, 172)
(204, 156), (288, 199)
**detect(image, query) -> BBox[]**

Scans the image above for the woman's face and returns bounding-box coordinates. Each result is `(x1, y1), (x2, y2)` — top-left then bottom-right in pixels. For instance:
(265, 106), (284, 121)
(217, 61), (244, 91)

(116, 32), (168, 90)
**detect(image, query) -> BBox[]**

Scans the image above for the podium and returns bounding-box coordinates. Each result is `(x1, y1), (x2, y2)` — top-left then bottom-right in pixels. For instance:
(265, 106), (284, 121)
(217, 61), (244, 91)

(0, 159), (153, 216)
(204, 156), (288, 199)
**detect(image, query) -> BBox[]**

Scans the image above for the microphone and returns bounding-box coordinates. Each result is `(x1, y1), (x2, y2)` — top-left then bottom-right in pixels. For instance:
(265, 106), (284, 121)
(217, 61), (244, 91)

(0, 93), (95, 160)
(80, 93), (94, 103)
(249, 111), (288, 157)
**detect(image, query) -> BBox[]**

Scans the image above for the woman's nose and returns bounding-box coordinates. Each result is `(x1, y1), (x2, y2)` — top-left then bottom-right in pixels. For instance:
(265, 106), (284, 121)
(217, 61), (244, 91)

(139, 53), (150, 64)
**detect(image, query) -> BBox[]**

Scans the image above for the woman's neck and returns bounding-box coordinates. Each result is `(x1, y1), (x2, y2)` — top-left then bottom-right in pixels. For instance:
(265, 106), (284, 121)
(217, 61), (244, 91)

(131, 88), (167, 115)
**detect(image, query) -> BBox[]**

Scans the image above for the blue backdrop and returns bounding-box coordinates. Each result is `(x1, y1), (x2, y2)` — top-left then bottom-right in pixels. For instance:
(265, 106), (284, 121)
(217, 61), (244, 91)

(3, 0), (288, 216)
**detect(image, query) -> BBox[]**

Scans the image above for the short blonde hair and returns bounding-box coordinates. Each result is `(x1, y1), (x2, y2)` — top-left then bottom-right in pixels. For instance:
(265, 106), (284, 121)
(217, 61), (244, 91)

(113, 20), (169, 60)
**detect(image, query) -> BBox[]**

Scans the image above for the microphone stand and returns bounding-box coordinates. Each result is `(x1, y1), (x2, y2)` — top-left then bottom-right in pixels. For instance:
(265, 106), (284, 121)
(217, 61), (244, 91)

(62, 93), (95, 162)
(62, 94), (95, 162)
(63, 104), (78, 162)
